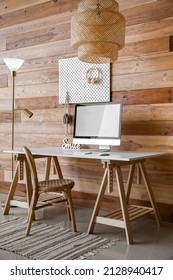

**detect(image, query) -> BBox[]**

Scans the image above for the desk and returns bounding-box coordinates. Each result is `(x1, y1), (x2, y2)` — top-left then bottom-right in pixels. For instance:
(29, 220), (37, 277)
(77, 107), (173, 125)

(3, 148), (165, 244)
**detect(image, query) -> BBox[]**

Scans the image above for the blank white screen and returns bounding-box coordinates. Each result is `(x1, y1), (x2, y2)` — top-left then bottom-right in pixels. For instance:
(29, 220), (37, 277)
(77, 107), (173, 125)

(75, 103), (121, 139)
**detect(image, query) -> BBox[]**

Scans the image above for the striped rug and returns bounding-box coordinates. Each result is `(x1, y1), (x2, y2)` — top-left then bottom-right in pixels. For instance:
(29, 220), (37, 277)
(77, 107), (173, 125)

(0, 217), (117, 260)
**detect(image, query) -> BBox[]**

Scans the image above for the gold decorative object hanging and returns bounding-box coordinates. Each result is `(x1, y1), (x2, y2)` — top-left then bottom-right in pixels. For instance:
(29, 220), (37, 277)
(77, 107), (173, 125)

(71, 0), (125, 64)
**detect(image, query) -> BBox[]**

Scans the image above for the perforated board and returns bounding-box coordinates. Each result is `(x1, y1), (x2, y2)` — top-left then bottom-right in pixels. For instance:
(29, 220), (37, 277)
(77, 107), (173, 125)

(59, 57), (110, 104)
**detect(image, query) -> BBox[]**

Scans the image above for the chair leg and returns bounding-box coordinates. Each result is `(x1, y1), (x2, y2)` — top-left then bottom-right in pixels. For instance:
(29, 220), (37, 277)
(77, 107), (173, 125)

(64, 191), (77, 232)
(66, 203), (71, 221)
(26, 192), (38, 236)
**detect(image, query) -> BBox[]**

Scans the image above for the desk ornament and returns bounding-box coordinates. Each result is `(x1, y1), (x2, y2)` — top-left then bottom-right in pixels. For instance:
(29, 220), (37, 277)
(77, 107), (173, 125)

(62, 138), (81, 150)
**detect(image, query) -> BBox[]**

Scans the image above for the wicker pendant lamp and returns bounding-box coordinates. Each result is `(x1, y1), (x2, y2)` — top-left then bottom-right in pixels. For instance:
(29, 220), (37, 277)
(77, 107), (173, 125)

(71, 0), (125, 64)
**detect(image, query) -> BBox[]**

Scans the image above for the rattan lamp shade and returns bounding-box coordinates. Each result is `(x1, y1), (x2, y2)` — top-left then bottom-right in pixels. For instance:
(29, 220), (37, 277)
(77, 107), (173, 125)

(71, 0), (125, 64)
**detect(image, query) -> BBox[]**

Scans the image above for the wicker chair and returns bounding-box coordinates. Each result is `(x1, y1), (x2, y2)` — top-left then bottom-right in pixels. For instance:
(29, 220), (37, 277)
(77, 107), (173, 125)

(23, 146), (77, 235)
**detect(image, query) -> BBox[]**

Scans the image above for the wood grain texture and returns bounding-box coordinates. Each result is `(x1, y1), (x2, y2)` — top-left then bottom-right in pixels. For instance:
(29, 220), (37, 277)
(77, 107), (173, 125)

(122, 121), (173, 136)
(123, 0), (173, 26)
(111, 70), (173, 91)
(120, 37), (168, 57)
(122, 104), (173, 121)
(112, 88), (173, 104)
(0, 0), (50, 15)
(0, 0), (78, 29)
(0, 75), (8, 88)
(0, 0), (173, 218)
(113, 52), (173, 75)
(6, 22), (71, 50)
(0, 112), (21, 123)
(125, 17), (173, 44)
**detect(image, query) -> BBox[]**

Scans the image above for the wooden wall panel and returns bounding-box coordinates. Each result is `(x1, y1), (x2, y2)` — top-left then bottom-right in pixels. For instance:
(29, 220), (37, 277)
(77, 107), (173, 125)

(0, 0), (50, 15)
(0, 39), (6, 52)
(0, 39), (75, 63)
(112, 70), (173, 91)
(125, 17), (173, 43)
(120, 37), (168, 57)
(17, 83), (58, 98)
(112, 52), (173, 75)
(119, 0), (156, 10)
(120, 135), (173, 152)
(0, 0), (78, 29)
(123, 0), (173, 26)
(112, 88), (173, 104)
(8, 69), (58, 86)
(0, 100), (12, 111)
(6, 22), (71, 50)
(122, 104), (173, 121)
(0, 112), (21, 123)
(122, 121), (173, 136)
(15, 96), (59, 110)
(0, 0), (173, 219)
(0, 75), (8, 88)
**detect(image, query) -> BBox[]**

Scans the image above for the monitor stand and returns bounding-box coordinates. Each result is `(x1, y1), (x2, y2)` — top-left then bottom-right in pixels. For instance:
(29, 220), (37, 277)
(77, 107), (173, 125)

(86, 145), (110, 153)
(98, 145), (110, 152)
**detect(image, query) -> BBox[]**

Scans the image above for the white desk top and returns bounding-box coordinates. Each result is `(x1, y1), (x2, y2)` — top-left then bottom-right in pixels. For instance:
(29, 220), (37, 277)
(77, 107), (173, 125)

(4, 148), (166, 162)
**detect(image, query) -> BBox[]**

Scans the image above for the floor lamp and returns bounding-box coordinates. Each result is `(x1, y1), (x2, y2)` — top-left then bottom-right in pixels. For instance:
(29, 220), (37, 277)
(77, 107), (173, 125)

(3, 58), (24, 178)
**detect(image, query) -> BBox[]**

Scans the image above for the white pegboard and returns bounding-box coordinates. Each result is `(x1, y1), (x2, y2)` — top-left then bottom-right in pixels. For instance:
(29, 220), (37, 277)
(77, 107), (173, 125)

(59, 57), (110, 104)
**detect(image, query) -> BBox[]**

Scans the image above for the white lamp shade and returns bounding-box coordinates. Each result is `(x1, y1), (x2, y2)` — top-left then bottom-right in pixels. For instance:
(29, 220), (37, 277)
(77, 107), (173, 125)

(3, 57), (24, 71)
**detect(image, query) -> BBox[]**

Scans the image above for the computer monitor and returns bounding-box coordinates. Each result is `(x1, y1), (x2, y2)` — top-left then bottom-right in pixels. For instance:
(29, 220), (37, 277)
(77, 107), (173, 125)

(73, 102), (122, 151)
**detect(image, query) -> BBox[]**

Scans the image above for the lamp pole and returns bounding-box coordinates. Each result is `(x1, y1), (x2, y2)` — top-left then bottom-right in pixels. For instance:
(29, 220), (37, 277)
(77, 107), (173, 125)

(3, 58), (24, 178)
(11, 70), (16, 178)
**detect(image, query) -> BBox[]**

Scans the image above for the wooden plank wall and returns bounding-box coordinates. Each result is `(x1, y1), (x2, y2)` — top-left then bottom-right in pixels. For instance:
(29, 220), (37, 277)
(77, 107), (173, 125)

(0, 0), (173, 219)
